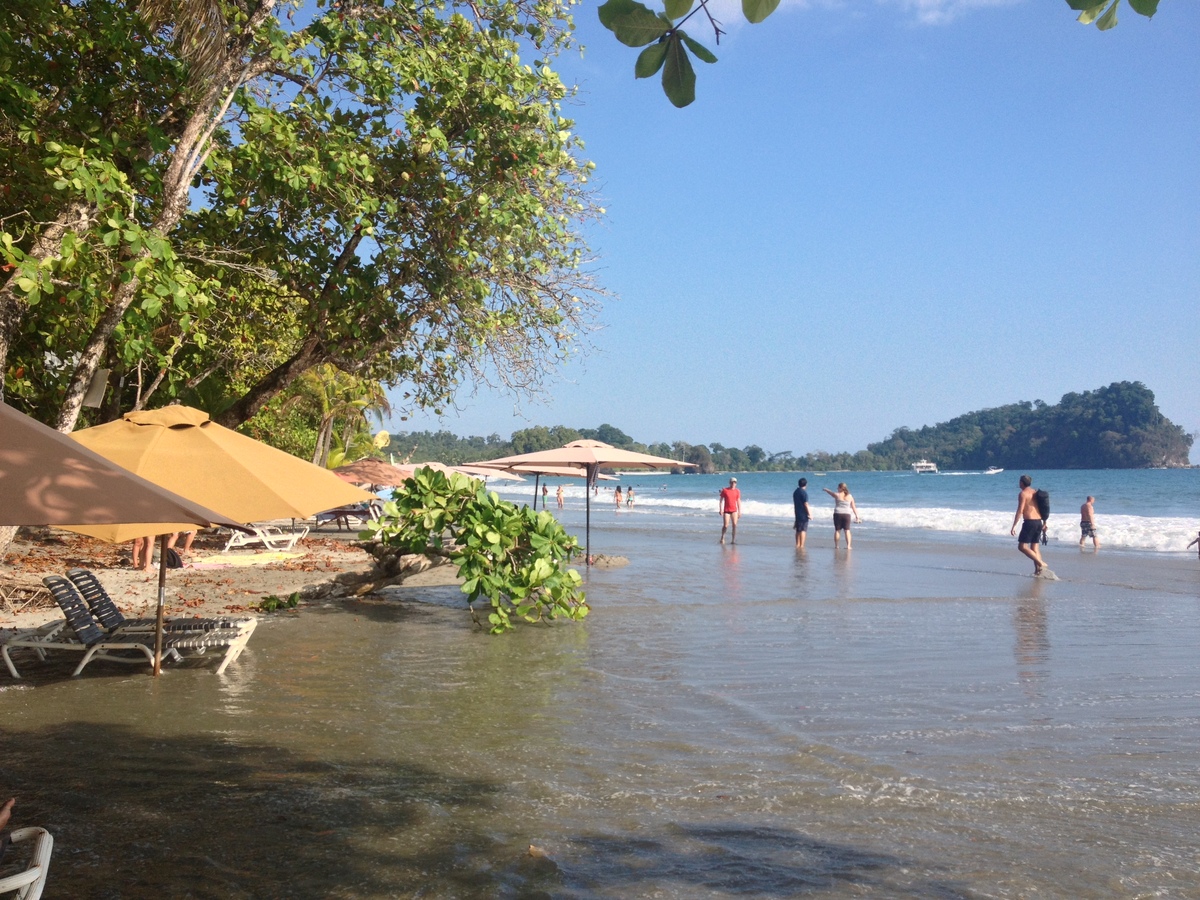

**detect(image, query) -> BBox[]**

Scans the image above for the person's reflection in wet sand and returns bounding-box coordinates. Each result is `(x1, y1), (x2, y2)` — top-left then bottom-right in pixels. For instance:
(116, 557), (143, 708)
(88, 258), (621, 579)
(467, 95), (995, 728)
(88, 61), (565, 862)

(831, 546), (856, 600)
(1014, 580), (1050, 700)
(720, 543), (743, 605)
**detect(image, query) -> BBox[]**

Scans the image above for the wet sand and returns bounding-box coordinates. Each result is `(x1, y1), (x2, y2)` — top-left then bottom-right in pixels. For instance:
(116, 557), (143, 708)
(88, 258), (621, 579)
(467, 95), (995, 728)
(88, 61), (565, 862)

(2, 518), (1199, 898)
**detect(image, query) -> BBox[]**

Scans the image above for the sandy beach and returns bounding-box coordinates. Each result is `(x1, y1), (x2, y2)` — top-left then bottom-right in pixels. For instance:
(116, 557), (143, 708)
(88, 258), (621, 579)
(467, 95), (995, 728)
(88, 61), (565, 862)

(0, 523), (461, 637)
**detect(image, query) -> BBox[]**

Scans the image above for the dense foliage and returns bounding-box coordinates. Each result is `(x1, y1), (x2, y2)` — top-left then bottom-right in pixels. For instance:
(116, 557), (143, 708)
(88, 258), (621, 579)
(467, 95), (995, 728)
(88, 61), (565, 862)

(866, 382), (1191, 470)
(1, 0), (600, 433)
(361, 466), (588, 633)
(388, 382), (1192, 472)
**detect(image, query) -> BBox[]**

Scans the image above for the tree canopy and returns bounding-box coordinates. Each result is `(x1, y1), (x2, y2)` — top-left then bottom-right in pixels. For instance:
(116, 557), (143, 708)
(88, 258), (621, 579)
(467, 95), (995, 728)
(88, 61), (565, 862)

(1, 0), (601, 434)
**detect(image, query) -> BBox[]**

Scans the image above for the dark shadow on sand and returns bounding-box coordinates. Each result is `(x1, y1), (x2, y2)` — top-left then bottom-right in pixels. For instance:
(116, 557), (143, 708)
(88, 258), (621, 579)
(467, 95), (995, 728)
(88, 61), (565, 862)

(556, 823), (975, 898)
(0, 721), (529, 899)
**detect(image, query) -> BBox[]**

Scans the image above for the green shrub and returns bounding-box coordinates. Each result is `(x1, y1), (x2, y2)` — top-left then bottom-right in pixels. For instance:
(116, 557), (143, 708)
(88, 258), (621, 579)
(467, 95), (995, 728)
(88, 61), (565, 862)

(361, 467), (588, 633)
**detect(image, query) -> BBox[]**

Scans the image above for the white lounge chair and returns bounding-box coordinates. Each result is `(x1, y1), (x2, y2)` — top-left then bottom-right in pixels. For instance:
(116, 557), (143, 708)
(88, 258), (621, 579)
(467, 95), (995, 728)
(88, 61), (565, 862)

(0, 827), (53, 900)
(221, 523), (309, 552)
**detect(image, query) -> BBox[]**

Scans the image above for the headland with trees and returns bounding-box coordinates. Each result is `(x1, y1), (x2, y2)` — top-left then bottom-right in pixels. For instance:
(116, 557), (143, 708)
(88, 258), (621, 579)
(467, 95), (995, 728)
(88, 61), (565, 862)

(387, 382), (1194, 472)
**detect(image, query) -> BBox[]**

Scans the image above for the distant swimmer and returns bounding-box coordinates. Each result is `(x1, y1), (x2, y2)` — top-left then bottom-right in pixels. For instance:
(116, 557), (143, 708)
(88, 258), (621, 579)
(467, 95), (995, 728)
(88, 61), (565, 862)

(1079, 496), (1100, 550)
(793, 477), (811, 550)
(1188, 531), (1200, 560)
(719, 477), (741, 544)
(1011, 474), (1051, 577)
(822, 482), (860, 549)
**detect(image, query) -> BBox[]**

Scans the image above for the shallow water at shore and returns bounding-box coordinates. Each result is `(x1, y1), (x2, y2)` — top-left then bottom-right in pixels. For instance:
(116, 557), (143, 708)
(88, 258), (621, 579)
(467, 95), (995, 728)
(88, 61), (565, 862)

(2, 514), (1199, 898)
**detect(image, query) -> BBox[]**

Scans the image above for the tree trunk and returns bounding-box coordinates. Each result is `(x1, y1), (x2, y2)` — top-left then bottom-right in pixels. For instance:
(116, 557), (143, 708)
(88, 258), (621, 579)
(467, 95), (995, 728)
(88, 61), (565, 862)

(0, 199), (99, 403)
(213, 334), (328, 429)
(52, 23), (276, 432)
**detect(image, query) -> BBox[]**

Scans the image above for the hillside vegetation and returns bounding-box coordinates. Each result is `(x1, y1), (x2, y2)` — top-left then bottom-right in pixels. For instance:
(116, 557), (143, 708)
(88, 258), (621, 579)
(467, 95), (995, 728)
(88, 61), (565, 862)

(387, 382), (1192, 472)
(865, 382), (1192, 470)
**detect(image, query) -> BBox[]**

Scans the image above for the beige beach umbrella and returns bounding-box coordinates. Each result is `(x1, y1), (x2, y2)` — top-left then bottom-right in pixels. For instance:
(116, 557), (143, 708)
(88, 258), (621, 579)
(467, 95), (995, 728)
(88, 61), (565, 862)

(0, 401), (251, 675)
(475, 440), (694, 563)
(389, 461), (524, 482)
(69, 405), (373, 542)
(476, 462), (615, 509)
(332, 457), (413, 488)
(1, 403), (244, 533)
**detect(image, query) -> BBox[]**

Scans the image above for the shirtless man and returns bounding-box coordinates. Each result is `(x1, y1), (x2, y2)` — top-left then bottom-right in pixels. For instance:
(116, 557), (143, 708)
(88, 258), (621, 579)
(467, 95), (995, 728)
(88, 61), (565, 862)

(718, 477), (741, 544)
(1010, 474), (1046, 576)
(1079, 496), (1099, 550)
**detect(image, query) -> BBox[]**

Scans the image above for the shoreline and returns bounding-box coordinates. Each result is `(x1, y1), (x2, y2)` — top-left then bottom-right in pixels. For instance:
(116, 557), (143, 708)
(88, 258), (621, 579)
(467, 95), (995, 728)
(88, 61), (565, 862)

(0, 525), (463, 635)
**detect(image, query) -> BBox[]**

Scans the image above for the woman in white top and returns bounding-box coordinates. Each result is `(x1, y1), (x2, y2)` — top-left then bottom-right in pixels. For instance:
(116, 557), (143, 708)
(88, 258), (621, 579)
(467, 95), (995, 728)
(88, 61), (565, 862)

(822, 482), (861, 549)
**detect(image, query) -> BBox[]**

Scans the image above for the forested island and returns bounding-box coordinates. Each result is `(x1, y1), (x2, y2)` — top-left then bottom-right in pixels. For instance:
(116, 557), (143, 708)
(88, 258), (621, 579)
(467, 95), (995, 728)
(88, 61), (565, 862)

(389, 382), (1193, 472)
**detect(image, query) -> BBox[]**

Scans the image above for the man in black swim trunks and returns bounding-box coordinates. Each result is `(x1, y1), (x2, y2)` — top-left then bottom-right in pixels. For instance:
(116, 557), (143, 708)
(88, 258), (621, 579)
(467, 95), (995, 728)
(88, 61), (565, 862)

(1010, 474), (1046, 575)
(792, 477), (811, 549)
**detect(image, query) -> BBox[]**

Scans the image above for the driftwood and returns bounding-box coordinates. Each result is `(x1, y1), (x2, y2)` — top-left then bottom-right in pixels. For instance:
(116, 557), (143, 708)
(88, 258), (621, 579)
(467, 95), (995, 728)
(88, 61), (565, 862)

(0, 575), (54, 615)
(307, 541), (454, 598)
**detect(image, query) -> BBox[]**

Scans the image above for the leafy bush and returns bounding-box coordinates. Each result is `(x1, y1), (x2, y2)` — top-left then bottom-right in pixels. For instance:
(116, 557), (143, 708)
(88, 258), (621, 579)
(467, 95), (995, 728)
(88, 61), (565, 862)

(361, 467), (588, 633)
(258, 592), (300, 612)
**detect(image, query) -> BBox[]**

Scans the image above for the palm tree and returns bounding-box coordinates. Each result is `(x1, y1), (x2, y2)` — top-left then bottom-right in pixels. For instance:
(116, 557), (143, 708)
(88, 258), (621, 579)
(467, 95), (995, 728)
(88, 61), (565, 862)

(279, 365), (391, 468)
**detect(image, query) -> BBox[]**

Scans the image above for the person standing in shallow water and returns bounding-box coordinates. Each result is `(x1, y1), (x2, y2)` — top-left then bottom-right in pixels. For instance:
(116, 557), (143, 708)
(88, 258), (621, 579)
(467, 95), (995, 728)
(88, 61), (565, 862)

(1079, 496), (1100, 550)
(1011, 474), (1047, 576)
(718, 477), (741, 544)
(823, 482), (860, 549)
(556, 485), (564, 509)
(793, 477), (811, 549)
(613, 486), (623, 509)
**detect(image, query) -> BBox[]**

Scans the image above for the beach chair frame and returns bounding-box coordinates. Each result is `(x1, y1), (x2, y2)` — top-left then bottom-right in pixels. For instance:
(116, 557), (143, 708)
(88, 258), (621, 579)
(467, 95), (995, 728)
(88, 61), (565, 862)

(0, 826), (54, 900)
(221, 524), (310, 552)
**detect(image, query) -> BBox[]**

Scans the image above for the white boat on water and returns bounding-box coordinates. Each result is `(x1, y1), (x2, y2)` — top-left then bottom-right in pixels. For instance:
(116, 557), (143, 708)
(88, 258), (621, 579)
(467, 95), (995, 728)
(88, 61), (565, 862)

(911, 459), (939, 474)
(985, 466), (1004, 475)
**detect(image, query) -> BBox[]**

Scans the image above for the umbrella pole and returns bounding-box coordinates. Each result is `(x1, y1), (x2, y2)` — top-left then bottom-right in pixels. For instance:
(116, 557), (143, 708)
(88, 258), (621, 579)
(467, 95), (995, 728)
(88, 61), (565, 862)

(585, 464), (595, 565)
(153, 534), (167, 676)
(533, 474), (541, 509)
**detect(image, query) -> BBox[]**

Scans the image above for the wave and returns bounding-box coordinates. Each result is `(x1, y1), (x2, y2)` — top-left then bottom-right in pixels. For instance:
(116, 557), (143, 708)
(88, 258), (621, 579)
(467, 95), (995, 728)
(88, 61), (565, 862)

(492, 485), (1197, 554)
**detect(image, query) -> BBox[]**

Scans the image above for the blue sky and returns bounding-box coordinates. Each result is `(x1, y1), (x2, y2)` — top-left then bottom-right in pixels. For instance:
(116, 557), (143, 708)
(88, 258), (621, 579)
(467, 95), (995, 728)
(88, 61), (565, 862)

(388, 0), (1200, 460)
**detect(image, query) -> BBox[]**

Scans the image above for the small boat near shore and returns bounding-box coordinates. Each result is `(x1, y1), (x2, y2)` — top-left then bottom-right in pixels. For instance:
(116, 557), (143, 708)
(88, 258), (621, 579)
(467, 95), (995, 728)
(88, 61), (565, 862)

(911, 459), (939, 474)
(984, 466), (1004, 475)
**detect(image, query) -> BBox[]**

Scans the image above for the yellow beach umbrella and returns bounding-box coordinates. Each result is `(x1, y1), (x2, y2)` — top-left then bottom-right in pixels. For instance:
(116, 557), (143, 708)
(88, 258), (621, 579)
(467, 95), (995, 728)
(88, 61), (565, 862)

(1, 401), (252, 676)
(69, 405), (372, 542)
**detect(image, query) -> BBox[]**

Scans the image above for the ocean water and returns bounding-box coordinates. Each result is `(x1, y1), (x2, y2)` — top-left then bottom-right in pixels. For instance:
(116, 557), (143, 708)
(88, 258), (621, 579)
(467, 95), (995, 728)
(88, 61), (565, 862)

(4, 468), (1200, 898)
(496, 468), (1200, 554)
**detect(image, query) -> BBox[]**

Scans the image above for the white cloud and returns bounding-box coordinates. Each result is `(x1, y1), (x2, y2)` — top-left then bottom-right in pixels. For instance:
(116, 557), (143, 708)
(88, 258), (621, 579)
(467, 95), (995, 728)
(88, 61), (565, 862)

(670, 0), (1025, 30)
(883, 0), (1026, 26)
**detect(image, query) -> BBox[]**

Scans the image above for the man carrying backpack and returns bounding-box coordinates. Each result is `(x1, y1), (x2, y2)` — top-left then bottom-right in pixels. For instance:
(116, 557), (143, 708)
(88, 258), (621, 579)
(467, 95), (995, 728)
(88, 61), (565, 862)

(1011, 474), (1049, 577)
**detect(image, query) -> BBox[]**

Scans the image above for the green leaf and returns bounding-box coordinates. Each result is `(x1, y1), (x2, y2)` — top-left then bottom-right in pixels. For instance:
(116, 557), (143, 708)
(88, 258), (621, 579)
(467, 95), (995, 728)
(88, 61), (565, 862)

(598, 0), (671, 47)
(598, 0), (642, 28)
(680, 33), (718, 64)
(742, 0), (781, 24)
(662, 34), (697, 108)
(663, 0), (693, 18)
(1096, 0), (1120, 29)
(1076, 1), (1111, 24)
(635, 42), (669, 79)
(1127, 0), (1158, 14)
